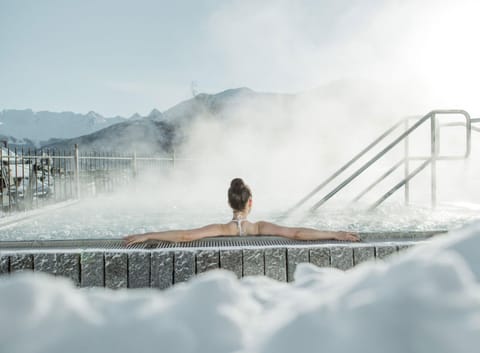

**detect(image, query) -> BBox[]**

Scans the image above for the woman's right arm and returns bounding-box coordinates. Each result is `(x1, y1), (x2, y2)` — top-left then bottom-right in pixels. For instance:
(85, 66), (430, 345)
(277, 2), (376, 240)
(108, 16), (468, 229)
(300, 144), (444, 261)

(256, 221), (359, 241)
(124, 223), (232, 246)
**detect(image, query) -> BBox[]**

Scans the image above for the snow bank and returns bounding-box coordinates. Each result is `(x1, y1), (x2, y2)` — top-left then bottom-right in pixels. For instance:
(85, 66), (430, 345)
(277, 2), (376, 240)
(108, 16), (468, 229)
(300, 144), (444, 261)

(1, 222), (480, 353)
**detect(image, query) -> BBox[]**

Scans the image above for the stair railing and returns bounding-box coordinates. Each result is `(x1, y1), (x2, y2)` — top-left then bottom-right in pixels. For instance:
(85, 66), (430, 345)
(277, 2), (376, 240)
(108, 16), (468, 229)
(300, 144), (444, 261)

(285, 110), (472, 216)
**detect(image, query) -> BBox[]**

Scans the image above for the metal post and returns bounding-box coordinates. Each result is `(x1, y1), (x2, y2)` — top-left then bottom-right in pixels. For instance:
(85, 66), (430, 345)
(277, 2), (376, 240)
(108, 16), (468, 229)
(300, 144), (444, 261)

(74, 144), (80, 199)
(132, 150), (137, 179)
(14, 147), (18, 210)
(0, 147), (3, 209)
(93, 151), (96, 197)
(172, 149), (176, 169)
(430, 114), (437, 208)
(65, 149), (69, 199)
(44, 154), (48, 201)
(21, 148), (25, 210)
(27, 148), (34, 206)
(40, 150), (44, 204)
(7, 146), (12, 210)
(404, 119), (410, 206)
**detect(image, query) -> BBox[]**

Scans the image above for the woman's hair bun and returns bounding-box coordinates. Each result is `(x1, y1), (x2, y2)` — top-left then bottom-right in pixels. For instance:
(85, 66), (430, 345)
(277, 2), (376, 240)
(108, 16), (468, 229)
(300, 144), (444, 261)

(230, 178), (245, 190)
(228, 178), (251, 211)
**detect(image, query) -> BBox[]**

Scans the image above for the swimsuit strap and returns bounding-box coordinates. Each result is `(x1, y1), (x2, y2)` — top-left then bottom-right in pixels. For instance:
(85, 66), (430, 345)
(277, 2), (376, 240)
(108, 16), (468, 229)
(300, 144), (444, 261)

(232, 217), (247, 236)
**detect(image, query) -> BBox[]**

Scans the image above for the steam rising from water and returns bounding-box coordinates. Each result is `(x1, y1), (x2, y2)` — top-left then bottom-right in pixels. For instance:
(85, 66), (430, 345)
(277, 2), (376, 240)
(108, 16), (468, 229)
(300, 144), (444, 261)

(5, 0), (480, 230)
(135, 0), (480, 214)
(132, 88), (480, 216)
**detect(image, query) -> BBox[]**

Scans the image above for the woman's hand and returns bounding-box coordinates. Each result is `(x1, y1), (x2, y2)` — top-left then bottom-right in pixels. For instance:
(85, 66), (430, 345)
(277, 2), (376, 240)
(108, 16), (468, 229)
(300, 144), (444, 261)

(334, 231), (360, 242)
(123, 234), (149, 246)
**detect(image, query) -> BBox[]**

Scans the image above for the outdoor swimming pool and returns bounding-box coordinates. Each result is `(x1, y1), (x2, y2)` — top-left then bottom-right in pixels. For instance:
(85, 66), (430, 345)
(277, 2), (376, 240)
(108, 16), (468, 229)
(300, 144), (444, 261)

(0, 193), (478, 241)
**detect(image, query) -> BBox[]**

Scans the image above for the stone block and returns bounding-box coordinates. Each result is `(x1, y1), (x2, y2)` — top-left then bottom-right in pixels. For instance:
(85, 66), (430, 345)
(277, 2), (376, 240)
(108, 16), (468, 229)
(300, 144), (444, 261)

(80, 252), (104, 287)
(376, 245), (397, 260)
(309, 248), (330, 267)
(174, 251), (196, 284)
(0, 254), (9, 274)
(353, 246), (375, 265)
(10, 254), (33, 272)
(196, 250), (220, 274)
(105, 252), (128, 289)
(287, 248), (309, 282)
(219, 250), (243, 278)
(265, 248), (287, 282)
(128, 252), (151, 288)
(151, 251), (173, 289)
(243, 249), (264, 277)
(33, 253), (56, 275)
(56, 253), (80, 286)
(330, 247), (353, 270)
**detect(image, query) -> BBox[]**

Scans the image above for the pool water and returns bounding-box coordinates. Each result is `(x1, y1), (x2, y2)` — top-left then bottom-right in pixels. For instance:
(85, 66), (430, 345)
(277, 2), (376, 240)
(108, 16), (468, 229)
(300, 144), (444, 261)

(0, 194), (479, 241)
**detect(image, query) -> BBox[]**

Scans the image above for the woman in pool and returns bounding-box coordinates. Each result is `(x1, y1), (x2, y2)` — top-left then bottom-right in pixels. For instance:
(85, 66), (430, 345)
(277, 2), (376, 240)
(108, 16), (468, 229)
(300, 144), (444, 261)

(124, 178), (359, 245)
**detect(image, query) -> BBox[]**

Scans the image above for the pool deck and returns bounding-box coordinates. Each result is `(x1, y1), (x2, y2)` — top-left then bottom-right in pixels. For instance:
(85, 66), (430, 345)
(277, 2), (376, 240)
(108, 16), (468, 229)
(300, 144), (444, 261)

(0, 231), (445, 289)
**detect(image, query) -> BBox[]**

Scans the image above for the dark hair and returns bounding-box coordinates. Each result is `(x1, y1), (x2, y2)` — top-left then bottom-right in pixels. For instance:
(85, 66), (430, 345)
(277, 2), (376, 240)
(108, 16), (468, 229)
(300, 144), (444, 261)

(228, 178), (252, 211)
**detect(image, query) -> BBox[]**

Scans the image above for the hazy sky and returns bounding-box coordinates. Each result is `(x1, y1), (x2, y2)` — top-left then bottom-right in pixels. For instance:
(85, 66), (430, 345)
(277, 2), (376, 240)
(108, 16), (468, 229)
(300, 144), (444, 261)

(1, 0), (479, 117)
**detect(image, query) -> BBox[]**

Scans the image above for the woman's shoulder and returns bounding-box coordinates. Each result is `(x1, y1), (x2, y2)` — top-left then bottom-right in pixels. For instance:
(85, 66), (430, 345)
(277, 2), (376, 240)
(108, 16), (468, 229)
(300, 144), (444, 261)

(245, 220), (261, 235)
(222, 221), (241, 236)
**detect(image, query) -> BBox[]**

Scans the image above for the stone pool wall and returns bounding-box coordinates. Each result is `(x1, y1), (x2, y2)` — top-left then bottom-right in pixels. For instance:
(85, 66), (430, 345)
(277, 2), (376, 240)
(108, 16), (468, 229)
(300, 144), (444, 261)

(0, 238), (420, 289)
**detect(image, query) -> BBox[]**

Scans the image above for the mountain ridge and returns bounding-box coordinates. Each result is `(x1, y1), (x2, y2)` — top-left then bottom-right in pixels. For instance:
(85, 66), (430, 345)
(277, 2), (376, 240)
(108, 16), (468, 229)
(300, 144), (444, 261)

(0, 109), (127, 142)
(2, 81), (392, 153)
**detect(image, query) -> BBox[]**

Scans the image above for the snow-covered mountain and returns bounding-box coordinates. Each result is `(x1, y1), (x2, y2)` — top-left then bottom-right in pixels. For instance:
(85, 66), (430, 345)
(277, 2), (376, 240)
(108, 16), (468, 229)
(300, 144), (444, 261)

(0, 109), (127, 143)
(3, 82), (401, 153)
(161, 87), (294, 124)
(39, 88), (294, 152)
(43, 119), (179, 154)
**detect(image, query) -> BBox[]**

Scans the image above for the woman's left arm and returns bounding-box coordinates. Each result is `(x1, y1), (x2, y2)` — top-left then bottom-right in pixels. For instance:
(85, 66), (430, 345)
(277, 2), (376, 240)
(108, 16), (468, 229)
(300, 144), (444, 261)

(256, 221), (359, 241)
(124, 224), (231, 246)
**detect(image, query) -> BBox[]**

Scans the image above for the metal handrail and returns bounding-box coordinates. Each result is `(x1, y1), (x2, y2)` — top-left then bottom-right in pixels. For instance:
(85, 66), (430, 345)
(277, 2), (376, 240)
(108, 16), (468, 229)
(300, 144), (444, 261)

(441, 120), (480, 133)
(310, 112), (435, 211)
(284, 119), (407, 215)
(370, 110), (472, 209)
(471, 118), (480, 133)
(369, 158), (432, 210)
(352, 158), (406, 203)
(286, 110), (472, 215)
